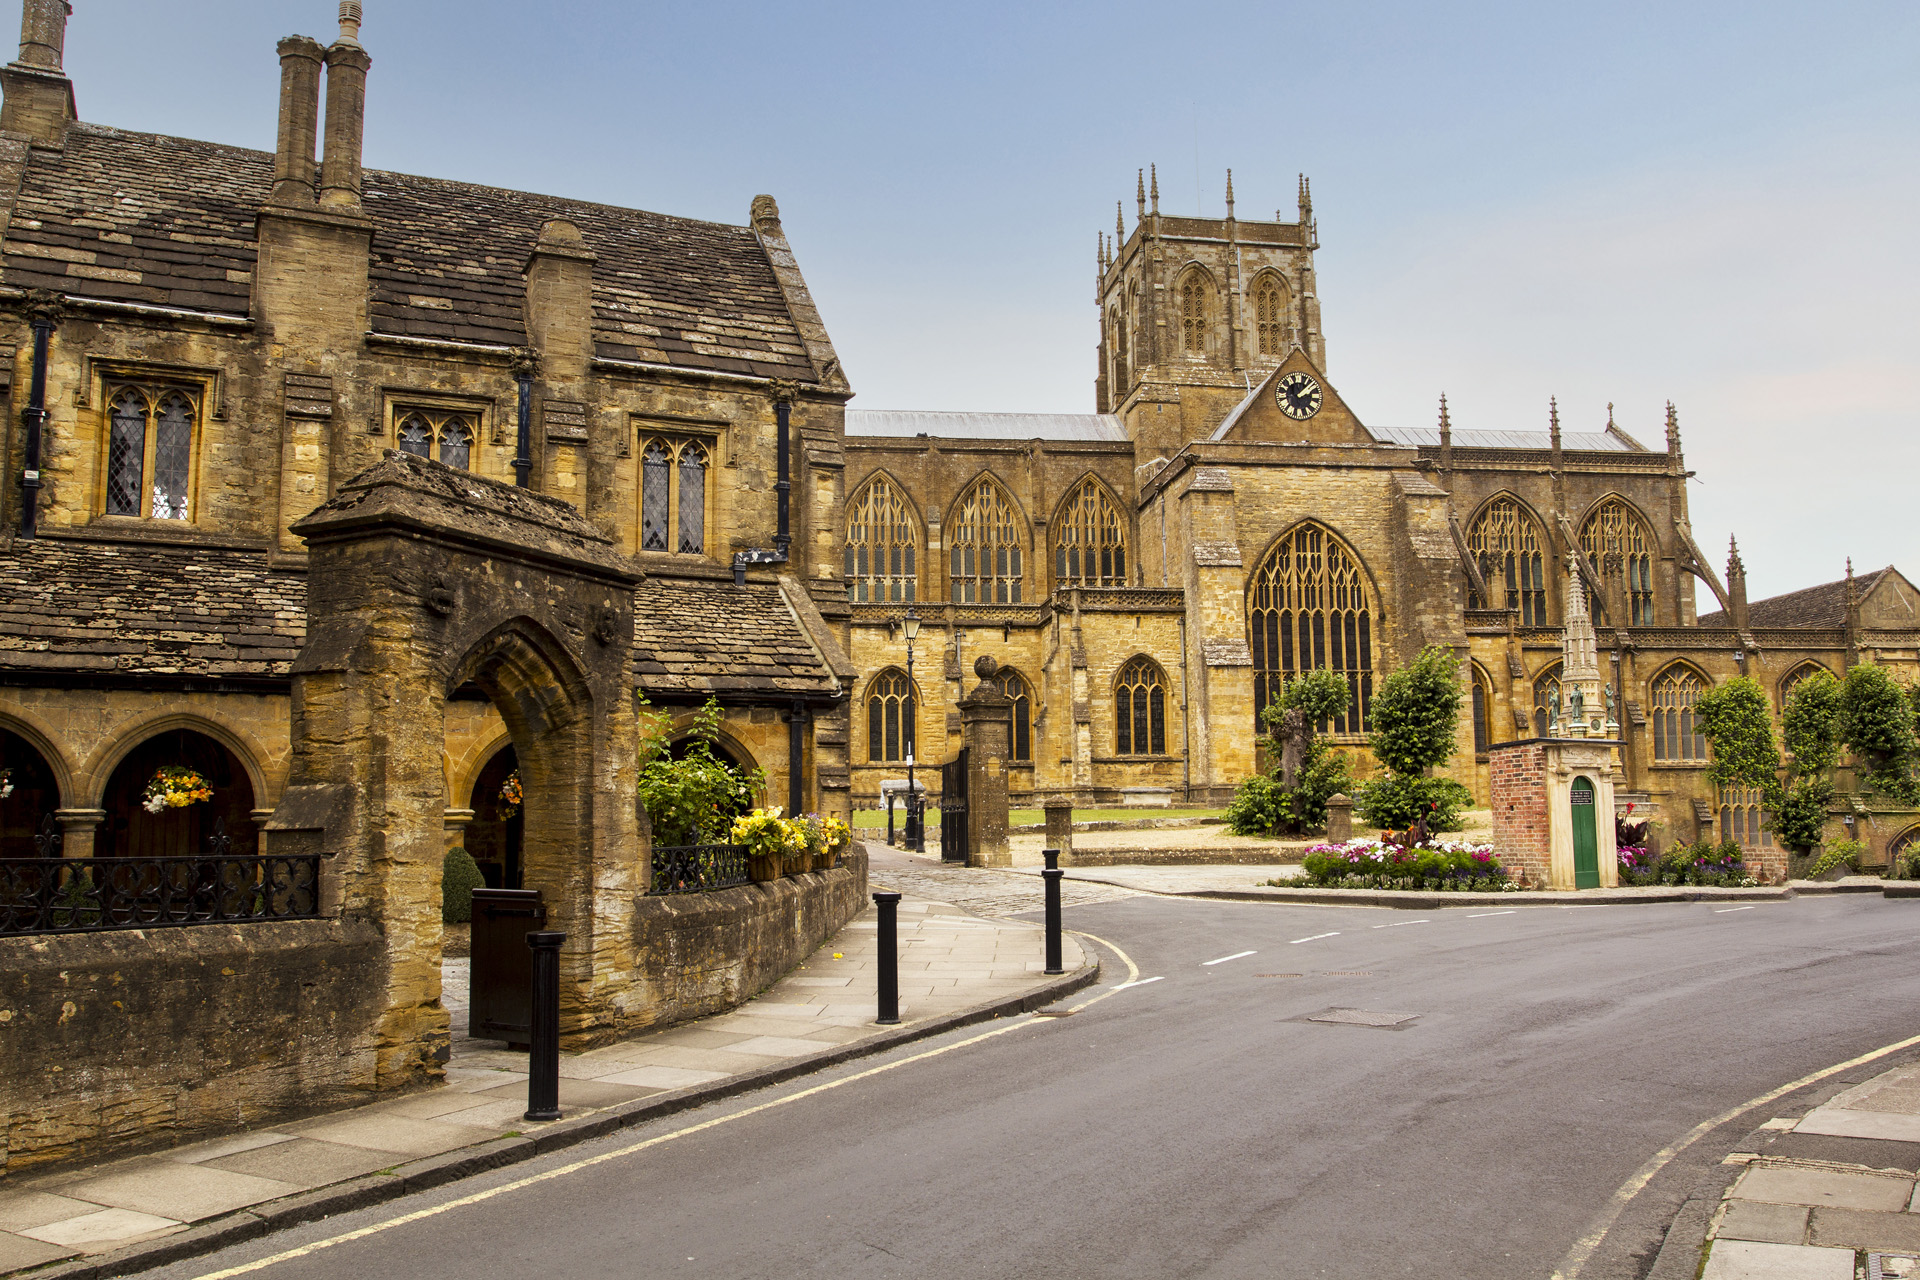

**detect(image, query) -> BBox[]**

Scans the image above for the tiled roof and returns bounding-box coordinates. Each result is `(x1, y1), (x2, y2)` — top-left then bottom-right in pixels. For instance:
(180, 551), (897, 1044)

(1, 124), (819, 381)
(632, 579), (838, 698)
(0, 537), (305, 679)
(846, 410), (1129, 442)
(1367, 425), (1643, 452)
(1699, 566), (1893, 628)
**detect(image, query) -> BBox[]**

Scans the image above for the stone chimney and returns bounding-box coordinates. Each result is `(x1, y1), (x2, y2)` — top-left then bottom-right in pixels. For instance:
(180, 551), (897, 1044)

(318, 1), (370, 211)
(0, 0), (75, 146)
(270, 35), (325, 207)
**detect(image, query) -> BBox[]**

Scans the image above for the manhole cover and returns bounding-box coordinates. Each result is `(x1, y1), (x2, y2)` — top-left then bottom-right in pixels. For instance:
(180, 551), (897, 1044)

(1871, 1254), (1920, 1279)
(1255, 973), (1303, 978)
(1305, 1007), (1420, 1029)
(1322, 971), (1374, 976)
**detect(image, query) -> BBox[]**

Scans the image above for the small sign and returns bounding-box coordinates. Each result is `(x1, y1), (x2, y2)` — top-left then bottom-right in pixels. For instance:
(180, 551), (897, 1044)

(1571, 784), (1594, 807)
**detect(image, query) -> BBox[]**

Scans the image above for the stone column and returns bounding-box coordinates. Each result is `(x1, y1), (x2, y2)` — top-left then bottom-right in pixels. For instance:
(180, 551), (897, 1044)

(1042, 794), (1074, 867)
(1324, 794), (1352, 843)
(443, 808), (475, 853)
(52, 807), (103, 858)
(958, 655), (1013, 868)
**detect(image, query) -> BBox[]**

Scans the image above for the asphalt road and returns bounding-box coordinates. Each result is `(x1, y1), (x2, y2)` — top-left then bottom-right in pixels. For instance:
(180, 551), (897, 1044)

(137, 892), (1920, 1280)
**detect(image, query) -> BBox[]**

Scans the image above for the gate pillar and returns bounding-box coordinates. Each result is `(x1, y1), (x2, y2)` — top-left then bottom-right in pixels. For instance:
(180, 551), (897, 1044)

(958, 656), (1013, 868)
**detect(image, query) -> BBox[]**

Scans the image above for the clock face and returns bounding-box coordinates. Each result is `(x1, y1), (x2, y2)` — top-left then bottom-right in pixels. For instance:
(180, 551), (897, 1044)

(1276, 372), (1323, 420)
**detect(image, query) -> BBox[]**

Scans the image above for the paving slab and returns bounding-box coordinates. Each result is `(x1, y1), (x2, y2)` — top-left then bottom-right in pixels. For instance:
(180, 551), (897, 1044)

(0, 1191), (103, 1234)
(595, 1064), (732, 1090)
(17, 1206), (182, 1253)
(1719, 1200), (1811, 1245)
(1798, 1107), (1920, 1144)
(0, 1233), (74, 1271)
(162, 1133), (296, 1166)
(56, 1162), (302, 1221)
(284, 1113), (500, 1158)
(1811, 1206), (1920, 1252)
(1702, 1239), (1856, 1279)
(1735, 1163), (1914, 1212)
(201, 1138), (402, 1189)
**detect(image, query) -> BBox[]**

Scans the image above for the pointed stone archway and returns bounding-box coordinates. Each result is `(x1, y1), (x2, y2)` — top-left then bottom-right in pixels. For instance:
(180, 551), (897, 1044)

(267, 452), (642, 1085)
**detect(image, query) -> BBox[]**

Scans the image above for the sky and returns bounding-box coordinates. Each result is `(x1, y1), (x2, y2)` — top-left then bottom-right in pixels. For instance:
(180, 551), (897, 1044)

(62, 0), (1919, 602)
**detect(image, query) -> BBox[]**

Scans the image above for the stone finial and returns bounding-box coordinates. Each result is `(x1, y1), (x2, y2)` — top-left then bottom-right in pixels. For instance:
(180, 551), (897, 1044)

(1225, 168), (1235, 216)
(750, 193), (781, 233)
(1607, 401), (1616, 429)
(973, 654), (999, 680)
(337, 1), (363, 45)
(1665, 400), (1681, 453)
(1136, 168), (1146, 218)
(1727, 534), (1745, 579)
(1149, 163), (1159, 215)
(1298, 174), (1313, 222)
(1116, 200), (1124, 242)
(1438, 393), (1450, 435)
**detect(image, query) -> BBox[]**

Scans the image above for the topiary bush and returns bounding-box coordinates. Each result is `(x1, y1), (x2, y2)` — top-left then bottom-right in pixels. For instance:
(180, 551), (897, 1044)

(1353, 774), (1473, 832)
(442, 846), (484, 924)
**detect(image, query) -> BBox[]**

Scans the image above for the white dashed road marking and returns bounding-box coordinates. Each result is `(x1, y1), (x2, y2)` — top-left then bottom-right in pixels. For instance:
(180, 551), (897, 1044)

(1114, 976), (1165, 990)
(1714, 906), (1757, 913)
(1371, 920), (1430, 929)
(1468, 910), (1517, 918)
(1289, 932), (1340, 944)
(1202, 950), (1257, 966)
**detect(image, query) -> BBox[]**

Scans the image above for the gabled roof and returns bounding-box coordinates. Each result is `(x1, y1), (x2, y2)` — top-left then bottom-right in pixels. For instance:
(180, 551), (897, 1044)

(846, 409), (1128, 442)
(632, 579), (841, 698)
(1, 124), (820, 382)
(1698, 565), (1896, 627)
(1367, 425), (1642, 452)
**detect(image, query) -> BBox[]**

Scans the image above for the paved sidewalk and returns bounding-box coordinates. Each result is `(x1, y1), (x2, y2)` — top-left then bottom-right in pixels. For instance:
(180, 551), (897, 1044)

(0, 882), (1089, 1277)
(1691, 1062), (1920, 1278)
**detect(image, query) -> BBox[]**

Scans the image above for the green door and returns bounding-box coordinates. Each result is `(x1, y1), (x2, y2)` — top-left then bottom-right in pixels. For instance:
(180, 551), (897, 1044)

(1571, 776), (1599, 889)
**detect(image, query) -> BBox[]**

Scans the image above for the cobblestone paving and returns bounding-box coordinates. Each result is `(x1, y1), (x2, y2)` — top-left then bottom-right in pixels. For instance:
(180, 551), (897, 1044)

(867, 858), (1142, 918)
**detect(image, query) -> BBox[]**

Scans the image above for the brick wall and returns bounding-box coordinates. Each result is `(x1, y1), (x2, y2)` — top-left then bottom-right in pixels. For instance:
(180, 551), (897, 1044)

(1490, 740), (1549, 886)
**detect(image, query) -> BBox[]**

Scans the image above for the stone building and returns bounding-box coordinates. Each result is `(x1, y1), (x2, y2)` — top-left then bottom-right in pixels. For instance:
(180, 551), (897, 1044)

(843, 167), (1918, 874)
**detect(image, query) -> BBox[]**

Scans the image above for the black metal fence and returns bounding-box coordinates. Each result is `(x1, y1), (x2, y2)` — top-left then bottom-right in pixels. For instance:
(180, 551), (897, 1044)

(0, 852), (323, 936)
(650, 843), (752, 895)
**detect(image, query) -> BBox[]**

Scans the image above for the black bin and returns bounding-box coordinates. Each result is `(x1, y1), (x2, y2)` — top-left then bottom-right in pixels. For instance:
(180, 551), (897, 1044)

(469, 887), (545, 1049)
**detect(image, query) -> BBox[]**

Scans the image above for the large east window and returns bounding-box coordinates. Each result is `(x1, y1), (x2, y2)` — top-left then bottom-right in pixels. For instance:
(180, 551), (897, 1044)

(105, 385), (197, 520)
(948, 478), (1024, 603)
(1580, 498), (1657, 627)
(1248, 522), (1375, 735)
(845, 476), (919, 602)
(1054, 480), (1127, 589)
(1467, 496), (1548, 626)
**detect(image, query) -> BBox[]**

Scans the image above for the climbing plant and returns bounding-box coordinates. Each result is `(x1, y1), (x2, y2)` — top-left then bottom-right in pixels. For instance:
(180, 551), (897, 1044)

(1840, 664), (1920, 802)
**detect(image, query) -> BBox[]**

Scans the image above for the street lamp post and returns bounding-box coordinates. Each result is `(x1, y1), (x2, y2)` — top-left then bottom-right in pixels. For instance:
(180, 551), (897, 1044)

(902, 608), (923, 853)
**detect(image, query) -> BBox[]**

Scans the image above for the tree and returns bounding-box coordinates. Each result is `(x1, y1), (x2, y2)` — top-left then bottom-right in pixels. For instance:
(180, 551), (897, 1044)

(1225, 669), (1354, 836)
(636, 696), (765, 846)
(1776, 670), (1842, 853)
(1840, 663), (1920, 802)
(1355, 645), (1472, 832)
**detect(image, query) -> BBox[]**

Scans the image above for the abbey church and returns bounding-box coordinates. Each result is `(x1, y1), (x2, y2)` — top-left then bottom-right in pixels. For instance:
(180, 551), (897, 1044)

(0, 0), (1912, 886)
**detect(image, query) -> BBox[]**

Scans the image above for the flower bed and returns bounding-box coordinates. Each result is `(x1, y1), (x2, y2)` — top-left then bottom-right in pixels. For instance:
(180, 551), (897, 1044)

(1617, 839), (1759, 887)
(1297, 837), (1515, 892)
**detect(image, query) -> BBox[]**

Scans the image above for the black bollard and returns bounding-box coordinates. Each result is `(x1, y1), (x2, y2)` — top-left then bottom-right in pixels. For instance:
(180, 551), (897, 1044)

(1042, 847), (1064, 975)
(887, 794), (896, 847)
(524, 930), (566, 1121)
(874, 891), (902, 1025)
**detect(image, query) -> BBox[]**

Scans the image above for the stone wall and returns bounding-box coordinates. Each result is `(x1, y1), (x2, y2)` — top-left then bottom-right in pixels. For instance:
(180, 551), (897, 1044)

(0, 919), (389, 1177)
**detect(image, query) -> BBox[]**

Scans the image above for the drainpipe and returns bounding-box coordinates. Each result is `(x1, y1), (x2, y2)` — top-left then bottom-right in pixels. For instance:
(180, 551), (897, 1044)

(788, 699), (807, 816)
(511, 348), (536, 488)
(18, 293), (60, 540)
(733, 380), (802, 582)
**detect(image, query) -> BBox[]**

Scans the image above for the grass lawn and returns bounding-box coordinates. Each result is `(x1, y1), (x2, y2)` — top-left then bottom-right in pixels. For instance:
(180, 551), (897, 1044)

(851, 806), (1226, 828)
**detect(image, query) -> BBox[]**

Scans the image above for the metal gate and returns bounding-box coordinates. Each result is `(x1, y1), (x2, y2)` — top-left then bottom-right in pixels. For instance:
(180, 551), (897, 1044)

(940, 749), (969, 864)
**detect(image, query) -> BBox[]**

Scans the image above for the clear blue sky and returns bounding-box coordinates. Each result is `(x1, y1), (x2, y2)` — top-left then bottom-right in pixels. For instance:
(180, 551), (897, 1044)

(65, 0), (1919, 601)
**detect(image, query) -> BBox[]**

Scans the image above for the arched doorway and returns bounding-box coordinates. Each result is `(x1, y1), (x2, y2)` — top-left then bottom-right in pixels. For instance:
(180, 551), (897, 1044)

(466, 743), (523, 889)
(98, 728), (256, 858)
(0, 728), (61, 857)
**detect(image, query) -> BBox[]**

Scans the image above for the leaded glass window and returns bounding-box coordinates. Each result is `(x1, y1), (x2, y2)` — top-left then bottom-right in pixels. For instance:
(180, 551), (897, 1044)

(438, 418), (472, 470)
(1248, 523), (1375, 735)
(398, 415), (433, 459)
(1253, 275), (1289, 356)
(867, 669), (915, 763)
(1652, 666), (1708, 762)
(995, 668), (1033, 762)
(395, 409), (476, 471)
(1109, 306), (1129, 401)
(1055, 479), (1127, 588)
(1180, 274), (1208, 355)
(1472, 671), (1490, 756)
(1533, 664), (1562, 737)
(638, 436), (711, 556)
(104, 385), (198, 520)
(845, 477), (919, 603)
(641, 440), (671, 552)
(1580, 498), (1657, 627)
(678, 442), (707, 553)
(949, 478), (1024, 604)
(1719, 786), (1772, 850)
(1467, 496), (1548, 626)
(1115, 656), (1168, 755)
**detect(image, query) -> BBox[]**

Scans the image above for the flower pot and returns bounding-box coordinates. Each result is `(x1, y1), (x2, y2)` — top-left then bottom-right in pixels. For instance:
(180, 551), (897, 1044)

(782, 853), (804, 878)
(749, 853), (781, 883)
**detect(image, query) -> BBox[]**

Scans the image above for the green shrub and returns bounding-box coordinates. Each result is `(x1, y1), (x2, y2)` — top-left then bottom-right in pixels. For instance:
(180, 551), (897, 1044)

(1807, 838), (1865, 880)
(1696, 677), (1782, 793)
(1368, 646), (1464, 778)
(1840, 664), (1920, 802)
(1783, 669), (1844, 777)
(1262, 668), (1352, 734)
(637, 696), (764, 845)
(1225, 774), (1289, 836)
(1773, 778), (1833, 854)
(1353, 775), (1473, 831)
(442, 846), (484, 924)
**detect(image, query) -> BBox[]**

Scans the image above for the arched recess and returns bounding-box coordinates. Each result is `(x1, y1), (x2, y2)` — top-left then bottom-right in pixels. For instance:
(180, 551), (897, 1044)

(994, 667), (1034, 762)
(1779, 660), (1833, 709)
(1052, 474), (1129, 590)
(1648, 661), (1710, 762)
(1247, 269), (1293, 358)
(448, 617), (597, 906)
(1107, 304), (1129, 401)
(0, 722), (65, 858)
(1532, 661), (1563, 737)
(1578, 495), (1660, 627)
(95, 725), (260, 857)
(1247, 521), (1380, 735)
(465, 741), (522, 889)
(1891, 825), (1920, 870)
(0, 709), (76, 807)
(80, 712), (271, 814)
(1175, 264), (1216, 357)
(864, 667), (920, 764)
(1470, 661), (1496, 756)
(946, 473), (1029, 604)
(845, 471), (923, 604)
(1465, 493), (1551, 626)
(1114, 655), (1170, 756)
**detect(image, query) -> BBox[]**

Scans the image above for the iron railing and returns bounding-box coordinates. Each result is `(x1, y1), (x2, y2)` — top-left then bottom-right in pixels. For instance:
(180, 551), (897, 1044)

(650, 843), (752, 895)
(0, 851), (322, 935)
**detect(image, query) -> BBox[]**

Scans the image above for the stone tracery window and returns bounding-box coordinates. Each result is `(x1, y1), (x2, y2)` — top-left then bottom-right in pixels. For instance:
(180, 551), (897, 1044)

(1252, 275), (1290, 356)
(1114, 656), (1167, 756)
(1651, 665), (1708, 762)
(1179, 273), (1209, 355)
(1248, 523), (1375, 736)
(106, 385), (197, 520)
(866, 668), (916, 763)
(639, 436), (710, 555)
(1472, 666), (1492, 756)
(1579, 497), (1657, 627)
(1467, 496), (1548, 626)
(1054, 479), (1127, 589)
(1109, 305), (1129, 401)
(1719, 786), (1772, 850)
(845, 476), (919, 603)
(1533, 663), (1562, 737)
(995, 668), (1033, 762)
(948, 478), (1024, 604)
(395, 408), (476, 471)
(1779, 661), (1830, 709)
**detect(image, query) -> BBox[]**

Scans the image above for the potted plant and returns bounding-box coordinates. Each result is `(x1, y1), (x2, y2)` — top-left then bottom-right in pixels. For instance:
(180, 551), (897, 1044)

(142, 765), (213, 814)
(732, 807), (802, 882)
(819, 814), (851, 870)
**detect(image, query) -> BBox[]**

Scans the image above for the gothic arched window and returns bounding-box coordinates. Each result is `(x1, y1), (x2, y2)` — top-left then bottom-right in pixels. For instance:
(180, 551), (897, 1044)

(640, 436), (711, 555)
(1248, 523), (1375, 735)
(866, 669), (916, 763)
(949, 478), (1024, 604)
(1719, 787), (1773, 850)
(1651, 666), (1708, 762)
(1580, 498), (1657, 627)
(1115, 656), (1168, 756)
(1533, 663), (1562, 737)
(1252, 275), (1289, 356)
(1055, 480), (1127, 589)
(396, 408), (476, 472)
(1779, 661), (1831, 710)
(1109, 305), (1129, 400)
(1471, 666), (1492, 756)
(845, 476), (920, 603)
(1467, 496), (1548, 626)
(995, 668), (1033, 762)
(106, 385), (198, 520)
(1179, 273), (1209, 355)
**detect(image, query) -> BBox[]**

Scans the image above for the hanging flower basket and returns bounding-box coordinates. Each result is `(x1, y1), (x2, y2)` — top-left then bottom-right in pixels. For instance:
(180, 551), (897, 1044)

(0, 767), (13, 800)
(497, 770), (522, 819)
(142, 766), (213, 814)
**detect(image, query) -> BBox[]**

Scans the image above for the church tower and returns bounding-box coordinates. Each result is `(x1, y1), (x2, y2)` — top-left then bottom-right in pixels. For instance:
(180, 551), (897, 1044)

(1095, 167), (1325, 460)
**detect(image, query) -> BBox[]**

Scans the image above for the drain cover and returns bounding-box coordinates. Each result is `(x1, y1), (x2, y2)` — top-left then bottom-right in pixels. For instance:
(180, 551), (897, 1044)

(1322, 971), (1373, 976)
(1255, 973), (1304, 978)
(1870, 1254), (1919, 1279)
(1306, 1007), (1420, 1028)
